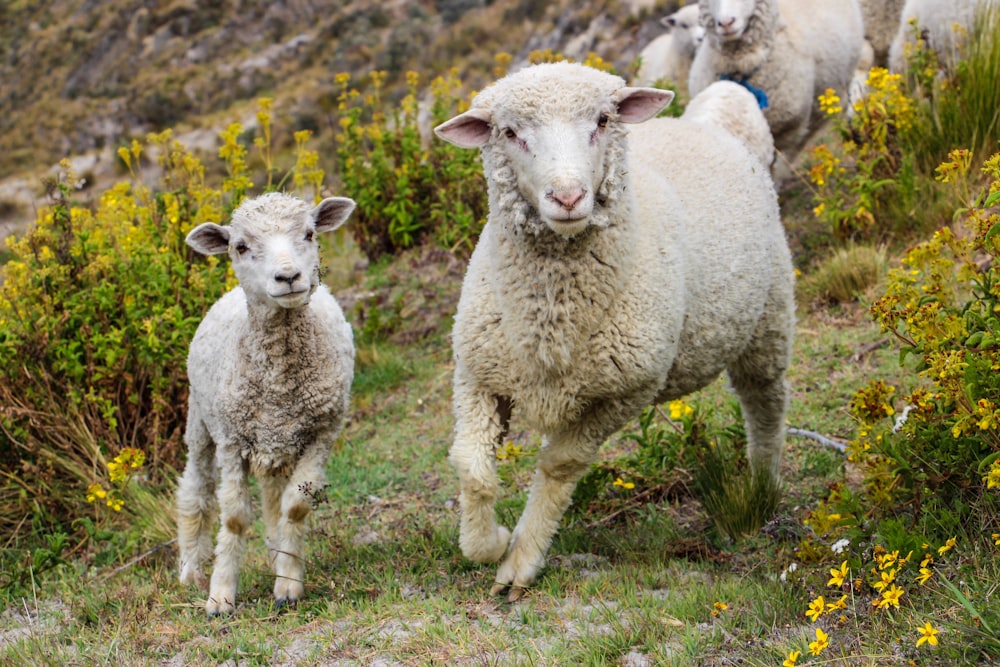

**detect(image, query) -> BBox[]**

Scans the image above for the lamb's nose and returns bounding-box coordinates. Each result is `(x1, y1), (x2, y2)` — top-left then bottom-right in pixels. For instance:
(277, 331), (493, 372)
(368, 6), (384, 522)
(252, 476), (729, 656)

(549, 189), (585, 211)
(717, 16), (736, 29)
(274, 270), (301, 285)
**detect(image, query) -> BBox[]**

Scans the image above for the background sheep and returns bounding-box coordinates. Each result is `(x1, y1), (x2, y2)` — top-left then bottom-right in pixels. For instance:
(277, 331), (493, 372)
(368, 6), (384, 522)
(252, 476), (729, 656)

(888, 0), (997, 74)
(689, 0), (864, 178)
(859, 0), (906, 67)
(634, 3), (705, 91)
(435, 62), (795, 600)
(176, 192), (356, 615)
(681, 79), (775, 166)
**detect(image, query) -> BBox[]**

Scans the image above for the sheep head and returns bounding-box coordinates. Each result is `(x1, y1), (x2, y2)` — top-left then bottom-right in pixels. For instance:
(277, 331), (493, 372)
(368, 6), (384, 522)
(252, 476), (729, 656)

(699, 0), (774, 43)
(186, 192), (355, 309)
(663, 4), (706, 56)
(435, 62), (672, 238)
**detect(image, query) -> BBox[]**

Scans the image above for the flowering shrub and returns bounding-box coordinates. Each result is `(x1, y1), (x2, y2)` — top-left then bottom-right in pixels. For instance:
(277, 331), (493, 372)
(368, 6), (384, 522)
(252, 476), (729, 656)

(334, 68), (488, 262)
(0, 100), (325, 540)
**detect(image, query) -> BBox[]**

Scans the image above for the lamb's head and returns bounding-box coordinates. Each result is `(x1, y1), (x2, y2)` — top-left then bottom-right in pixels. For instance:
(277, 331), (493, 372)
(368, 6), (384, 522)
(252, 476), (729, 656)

(699, 0), (774, 43)
(663, 3), (706, 56)
(186, 192), (355, 309)
(434, 62), (672, 238)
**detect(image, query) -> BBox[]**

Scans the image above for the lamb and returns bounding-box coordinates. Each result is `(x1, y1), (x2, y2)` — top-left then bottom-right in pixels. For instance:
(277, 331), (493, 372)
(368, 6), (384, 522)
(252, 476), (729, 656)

(634, 3), (705, 91)
(888, 0), (997, 74)
(689, 0), (864, 177)
(681, 79), (774, 166)
(175, 192), (356, 615)
(435, 62), (795, 601)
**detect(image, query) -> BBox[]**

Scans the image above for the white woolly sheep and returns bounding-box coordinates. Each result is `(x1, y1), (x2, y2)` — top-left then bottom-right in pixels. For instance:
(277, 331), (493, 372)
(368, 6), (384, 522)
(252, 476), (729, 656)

(681, 79), (774, 166)
(435, 62), (795, 600)
(176, 192), (356, 615)
(634, 3), (705, 91)
(859, 0), (906, 67)
(689, 0), (864, 178)
(888, 0), (997, 74)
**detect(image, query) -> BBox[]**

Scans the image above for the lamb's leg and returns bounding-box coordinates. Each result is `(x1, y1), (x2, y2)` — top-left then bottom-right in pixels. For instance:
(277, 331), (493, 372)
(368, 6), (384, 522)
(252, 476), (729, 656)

(728, 287), (794, 480)
(270, 437), (333, 606)
(449, 376), (513, 564)
(176, 411), (217, 589)
(492, 399), (636, 600)
(260, 471), (285, 575)
(206, 453), (251, 615)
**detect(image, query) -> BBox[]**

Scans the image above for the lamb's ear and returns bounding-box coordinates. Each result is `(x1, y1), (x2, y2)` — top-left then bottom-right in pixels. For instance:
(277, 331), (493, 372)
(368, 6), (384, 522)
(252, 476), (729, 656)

(613, 87), (675, 123)
(311, 196), (356, 233)
(434, 108), (493, 148)
(186, 223), (231, 255)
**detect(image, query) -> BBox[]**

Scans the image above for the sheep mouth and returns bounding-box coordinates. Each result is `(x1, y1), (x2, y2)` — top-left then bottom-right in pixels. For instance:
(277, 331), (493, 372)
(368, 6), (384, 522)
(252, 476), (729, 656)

(270, 289), (311, 304)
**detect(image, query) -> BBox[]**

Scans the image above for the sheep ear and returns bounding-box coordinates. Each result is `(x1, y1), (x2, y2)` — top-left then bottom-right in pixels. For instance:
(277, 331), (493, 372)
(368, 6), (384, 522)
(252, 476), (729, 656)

(435, 108), (493, 148)
(186, 223), (231, 255)
(311, 196), (356, 233)
(613, 87), (675, 123)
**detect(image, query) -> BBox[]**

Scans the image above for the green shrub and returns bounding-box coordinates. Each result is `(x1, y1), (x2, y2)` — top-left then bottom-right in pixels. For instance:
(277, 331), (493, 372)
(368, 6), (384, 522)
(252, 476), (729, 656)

(334, 68), (488, 262)
(0, 103), (328, 544)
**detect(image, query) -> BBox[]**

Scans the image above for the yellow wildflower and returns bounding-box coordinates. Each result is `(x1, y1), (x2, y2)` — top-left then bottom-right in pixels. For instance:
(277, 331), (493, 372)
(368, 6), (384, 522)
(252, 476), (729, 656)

(828, 561), (849, 587)
(806, 596), (826, 622)
(809, 627), (829, 656)
(916, 621), (939, 647)
(916, 567), (934, 585)
(783, 650), (800, 667)
(86, 483), (107, 503)
(668, 399), (693, 420)
(938, 537), (957, 556)
(876, 584), (905, 609)
(613, 477), (636, 490)
(711, 601), (728, 617)
(826, 595), (848, 613)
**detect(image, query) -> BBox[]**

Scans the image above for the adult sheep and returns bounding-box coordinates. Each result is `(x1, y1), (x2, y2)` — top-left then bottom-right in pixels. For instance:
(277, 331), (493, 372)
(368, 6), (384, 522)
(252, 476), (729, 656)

(888, 0), (997, 74)
(176, 192), (356, 615)
(435, 62), (795, 600)
(681, 79), (774, 166)
(634, 3), (705, 91)
(689, 0), (864, 177)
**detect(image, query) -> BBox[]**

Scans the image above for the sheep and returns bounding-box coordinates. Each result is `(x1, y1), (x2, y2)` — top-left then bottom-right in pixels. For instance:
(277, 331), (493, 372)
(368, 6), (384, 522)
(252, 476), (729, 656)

(859, 0), (906, 67)
(888, 0), (997, 74)
(634, 3), (705, 92)
(689, 0), (865, 178)
(175, 192), (356, 615)
(681, 79), (774, 166)
(434, 62), (795, 601)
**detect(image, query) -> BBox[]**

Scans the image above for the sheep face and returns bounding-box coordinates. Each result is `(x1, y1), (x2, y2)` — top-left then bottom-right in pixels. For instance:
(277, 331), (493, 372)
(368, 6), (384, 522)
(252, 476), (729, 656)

(186, 193), (355, 309)
(700, 0), (760, 41)
(435, 63), (673, 238)
(663, 4), (706, 55)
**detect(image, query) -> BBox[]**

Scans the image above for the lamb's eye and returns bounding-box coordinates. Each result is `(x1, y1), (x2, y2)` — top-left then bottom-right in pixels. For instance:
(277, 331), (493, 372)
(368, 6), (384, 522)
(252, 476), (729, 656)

(235, 241), (249, 255)
(304, 230), (314, 243)
(504, 127), (517, 139)
(597, 114), (609, 129)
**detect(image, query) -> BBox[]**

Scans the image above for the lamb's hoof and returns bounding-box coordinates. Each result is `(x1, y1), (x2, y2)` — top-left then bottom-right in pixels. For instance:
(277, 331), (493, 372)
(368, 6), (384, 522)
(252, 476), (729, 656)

(205, 596), (236, 616)
(489, 582), (528, 602)
(462, 526), (511, 563)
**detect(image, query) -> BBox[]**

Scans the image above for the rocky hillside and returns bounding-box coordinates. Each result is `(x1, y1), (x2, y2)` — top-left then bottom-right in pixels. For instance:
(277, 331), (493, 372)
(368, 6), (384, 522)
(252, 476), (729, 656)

(0, 0), (677, 235)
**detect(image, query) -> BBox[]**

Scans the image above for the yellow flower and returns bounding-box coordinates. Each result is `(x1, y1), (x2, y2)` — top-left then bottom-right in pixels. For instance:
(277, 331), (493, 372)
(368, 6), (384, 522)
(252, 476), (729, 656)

(916, 567), (934, 585)
(938, 537), (957, 556)
(711, 601), (728, 617)
(876, 584), (905, 609)
(809, 627), (829, 656)
(993, 533), (1000, 546)
(86, 483), (107, 503)
(783, 650), (800, 667)
(826, 595), (848, 613)
(872, 567), (896, 592)
(106, 496), (125, 512)
(806, 596), (826, 622)
(916, 621), (939, 647)
(668, 399), (693, 420)
(818, 88), (842, 115)
(828, 561), (849, 587)
(613, 477), (636, 490)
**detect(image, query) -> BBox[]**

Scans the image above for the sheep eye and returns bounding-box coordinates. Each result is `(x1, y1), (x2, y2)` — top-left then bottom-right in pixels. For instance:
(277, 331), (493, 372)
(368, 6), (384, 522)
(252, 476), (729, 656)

(235, 241), (249, 255)
(597, 114), (609, 129)
(304, 230), (314, 243)
(504, 127), (517, 139)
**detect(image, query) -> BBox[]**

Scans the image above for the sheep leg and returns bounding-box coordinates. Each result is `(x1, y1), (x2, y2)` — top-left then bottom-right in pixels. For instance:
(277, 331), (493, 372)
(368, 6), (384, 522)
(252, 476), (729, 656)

(728, 303), (793, 480)
(492, 400), (635, 600)
(176, 412), (217, 589)
(270, 438), (332, 606)
(450, 381), (513, 564)
(206, 453), (251, 616)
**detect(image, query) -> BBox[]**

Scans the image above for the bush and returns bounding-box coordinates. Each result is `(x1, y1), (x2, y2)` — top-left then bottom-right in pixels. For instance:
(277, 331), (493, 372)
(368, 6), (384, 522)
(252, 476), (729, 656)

(0, 103), (327, 544)
(334, 68), (488, 262)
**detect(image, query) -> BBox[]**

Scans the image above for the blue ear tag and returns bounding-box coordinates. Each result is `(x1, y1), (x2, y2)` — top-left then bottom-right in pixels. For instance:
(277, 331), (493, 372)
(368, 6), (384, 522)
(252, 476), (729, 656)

(720, 73), (769, 110)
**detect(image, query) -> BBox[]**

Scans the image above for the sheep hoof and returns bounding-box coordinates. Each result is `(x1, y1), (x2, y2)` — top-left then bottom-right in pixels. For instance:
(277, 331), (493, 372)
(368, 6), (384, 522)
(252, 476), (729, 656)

(205, 597), (236, 616)
(489, 582), (529, 602)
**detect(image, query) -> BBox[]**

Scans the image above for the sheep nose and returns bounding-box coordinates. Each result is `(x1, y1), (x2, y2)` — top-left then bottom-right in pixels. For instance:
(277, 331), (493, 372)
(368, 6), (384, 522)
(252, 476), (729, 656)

(274, 269), (301, 285)
(717, 16), (735, 29)
(548, 188), (586, 211)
